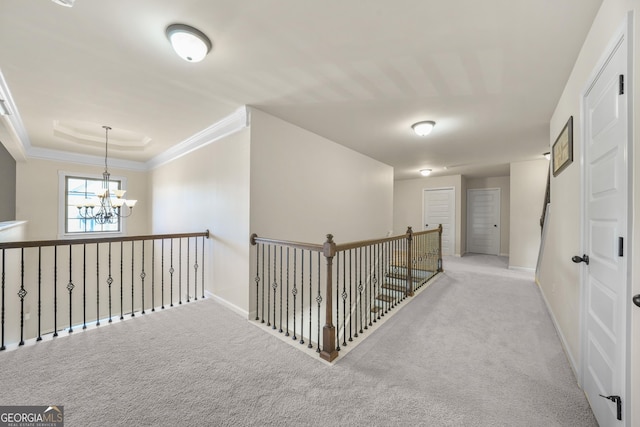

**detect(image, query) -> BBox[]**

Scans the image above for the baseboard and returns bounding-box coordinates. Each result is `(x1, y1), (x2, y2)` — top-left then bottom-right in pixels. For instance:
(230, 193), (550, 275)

(500, 253), (509, 257)
(508, 265), (535, 273)
(204, 290), (249, 319)
(534, 278), (580, 382)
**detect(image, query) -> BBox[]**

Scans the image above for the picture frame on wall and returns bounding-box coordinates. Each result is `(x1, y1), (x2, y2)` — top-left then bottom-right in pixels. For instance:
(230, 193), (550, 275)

(552, 116), (573, 177)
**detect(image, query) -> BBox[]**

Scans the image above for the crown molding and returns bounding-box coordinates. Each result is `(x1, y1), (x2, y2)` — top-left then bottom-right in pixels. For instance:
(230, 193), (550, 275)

(0, 69), (30, 162)
(28, 146), (147, 171)
(145, 106), (250, 170)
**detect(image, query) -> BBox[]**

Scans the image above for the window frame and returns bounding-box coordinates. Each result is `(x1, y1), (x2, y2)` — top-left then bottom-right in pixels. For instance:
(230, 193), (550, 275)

(58, 171), (128, 239)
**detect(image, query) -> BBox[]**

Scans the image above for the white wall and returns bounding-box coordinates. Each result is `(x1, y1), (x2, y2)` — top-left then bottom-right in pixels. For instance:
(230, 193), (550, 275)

(539, 0), (639, 423)
(150, 128), (251, 316)
(509, 160), (548, 269)
(466, 176), (511, 256)
(393, 175), (463, 255)
(249, 108), (394, 244)
(16, 158), (149, 240)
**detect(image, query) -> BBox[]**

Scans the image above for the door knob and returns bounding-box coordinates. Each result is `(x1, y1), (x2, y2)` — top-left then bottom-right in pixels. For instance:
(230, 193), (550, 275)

(633, 294), (640, 308)
(572, 254), (590, 265)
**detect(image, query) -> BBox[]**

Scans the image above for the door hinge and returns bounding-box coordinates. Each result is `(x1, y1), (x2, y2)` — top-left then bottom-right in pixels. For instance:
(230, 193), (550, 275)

(619, 237), (624, 257)
(599, 394), (622, 421)
(619, 74), (624, 95)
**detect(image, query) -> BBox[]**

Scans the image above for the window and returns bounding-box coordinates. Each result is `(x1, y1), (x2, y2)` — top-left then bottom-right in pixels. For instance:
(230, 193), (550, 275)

(59, 172), (128, 237)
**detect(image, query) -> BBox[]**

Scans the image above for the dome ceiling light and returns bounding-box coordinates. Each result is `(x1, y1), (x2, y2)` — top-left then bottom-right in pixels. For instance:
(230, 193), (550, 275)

(411, 121), (436, 137)
(166, 24), (212, 62)
(420, 169), (432, 176)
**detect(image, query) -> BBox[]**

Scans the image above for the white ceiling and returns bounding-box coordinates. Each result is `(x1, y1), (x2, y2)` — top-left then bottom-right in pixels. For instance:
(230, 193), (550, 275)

(0, 0), (602, 180)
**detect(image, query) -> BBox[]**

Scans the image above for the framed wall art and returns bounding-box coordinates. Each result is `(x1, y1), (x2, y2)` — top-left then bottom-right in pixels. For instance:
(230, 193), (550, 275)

(552, 116), (573, 177)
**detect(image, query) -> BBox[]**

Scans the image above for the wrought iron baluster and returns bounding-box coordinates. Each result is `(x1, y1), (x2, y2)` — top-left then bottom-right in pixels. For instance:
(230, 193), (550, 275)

(67, 245), (74, 333)
(272, 245), (277, 330)
(254, 243), (260, 321)
(316, 251), (321, 352)
(108, 242), (113, 322)
(308, 250), (312, 349)
(140, 240), (146, 314)
(186, 238), (190, 303)
(37, 247), (42, 341)
(299, 250), (304, 345)
(131, 241), (135, 317)
(1, 249), (4, 350)
(201, 236), (205, 299)
(267, 245), (271, 327)
(151, 240), (155, 311)
(120, 241), (124, 320)
(178, 238), (182, 305)
(377, 243), (382, 320)
(358, 247), (363, 336)
(342, 251), (347, 346)
(348, 249), (353, 342)
(336, 253), (340, 351)
(285, 247), (289, 336)
(261, 244), (265, 323)
(292, 249), (297, 341)
(82, 244), (86, 329)
(161, 240), (165, 310)
(18, 248), (26, 345)
(364, 245), (368, 331)
(170, 239), (174, 307)
(194, 237), (198, 301)
(95, 243), (100, 326)
(54, 246), (58, 335)
(278, 246), (283, 333)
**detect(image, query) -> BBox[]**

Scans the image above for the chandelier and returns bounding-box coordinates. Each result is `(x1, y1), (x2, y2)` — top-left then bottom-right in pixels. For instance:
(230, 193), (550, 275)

(76, 126), (137, 224)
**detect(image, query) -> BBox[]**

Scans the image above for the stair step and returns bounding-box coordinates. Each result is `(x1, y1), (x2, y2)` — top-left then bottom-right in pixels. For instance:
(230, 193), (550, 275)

(376, 294), (394, 303)
(371, 305), (382, 313)
(385, 272), (421, 283)
(381, 283), (406, 292)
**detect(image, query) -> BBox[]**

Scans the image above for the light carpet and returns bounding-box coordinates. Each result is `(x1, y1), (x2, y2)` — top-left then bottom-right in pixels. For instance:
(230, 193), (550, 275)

(0, 254), (597, 426)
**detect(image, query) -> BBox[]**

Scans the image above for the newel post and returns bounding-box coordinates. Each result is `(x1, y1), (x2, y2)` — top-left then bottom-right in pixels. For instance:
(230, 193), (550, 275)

(406, 226), (414, 296)
(320, 234), (338, 362)
(437, 224), (443, 272)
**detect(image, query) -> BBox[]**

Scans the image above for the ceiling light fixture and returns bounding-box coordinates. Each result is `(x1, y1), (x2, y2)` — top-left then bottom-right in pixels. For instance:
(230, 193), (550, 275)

(166, 24), (212, 62)
(543, 152), (551, 160)
(412, 121), (436, 136)
(420, 169), (432, 176)
(50, 0), (75, 7)
(76, 126), (137, 224)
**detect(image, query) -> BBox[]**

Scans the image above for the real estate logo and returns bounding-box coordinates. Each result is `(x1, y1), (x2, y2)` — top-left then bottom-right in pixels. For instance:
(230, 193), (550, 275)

(0, 406), (64, 427)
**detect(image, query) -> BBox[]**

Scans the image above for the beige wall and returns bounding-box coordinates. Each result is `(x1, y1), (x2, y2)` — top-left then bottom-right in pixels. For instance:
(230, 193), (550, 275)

(150, 128), (251, 316)
(16, 158), (149, 240)
(393, 175), (463, 255)
(0, 141), (16, 221)
(540, 0), (639, 423)
(509, 160), (548, 270)
(249, 108), (394, 244)
(466, 176), (511, 256)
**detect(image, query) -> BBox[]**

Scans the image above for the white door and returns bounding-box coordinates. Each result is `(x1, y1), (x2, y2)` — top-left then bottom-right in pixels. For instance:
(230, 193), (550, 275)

(581, 29), (629, 427)
(423, 188), (455, 256)
(466, 188), (500, 255)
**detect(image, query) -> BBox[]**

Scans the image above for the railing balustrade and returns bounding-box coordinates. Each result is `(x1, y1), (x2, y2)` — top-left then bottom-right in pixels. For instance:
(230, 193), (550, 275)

(0, 230), (209, 351)
(251, 226), (442, 362)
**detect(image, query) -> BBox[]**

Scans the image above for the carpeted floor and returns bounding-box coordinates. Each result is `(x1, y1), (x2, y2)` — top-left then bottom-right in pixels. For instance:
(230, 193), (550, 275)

(0, 254), (597, 426)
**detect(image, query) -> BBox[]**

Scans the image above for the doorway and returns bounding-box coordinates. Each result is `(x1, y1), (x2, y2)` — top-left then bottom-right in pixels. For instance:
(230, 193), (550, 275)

(466, 188), (500, 255)
(423, 188), (455, 256)
(580, 21), (631, 426)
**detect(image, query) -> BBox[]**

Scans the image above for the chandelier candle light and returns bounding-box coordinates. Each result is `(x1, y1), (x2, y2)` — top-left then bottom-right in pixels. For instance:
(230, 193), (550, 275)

(76, 126), (137, 224)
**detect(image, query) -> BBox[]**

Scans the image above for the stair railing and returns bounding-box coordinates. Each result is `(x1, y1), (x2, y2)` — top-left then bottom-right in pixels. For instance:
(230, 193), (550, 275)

(0, 230), (210, 351)
(250, 225), (442, 362)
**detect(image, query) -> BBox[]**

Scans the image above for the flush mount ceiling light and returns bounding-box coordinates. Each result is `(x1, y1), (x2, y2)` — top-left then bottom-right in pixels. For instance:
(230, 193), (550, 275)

(412, 121), (436, 136)
(420, 169), (432, 176)
(166, 24), (212, 62)
(51, 0), (75, 7)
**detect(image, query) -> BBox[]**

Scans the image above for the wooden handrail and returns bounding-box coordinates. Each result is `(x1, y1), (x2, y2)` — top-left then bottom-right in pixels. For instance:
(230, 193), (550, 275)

(0, 230), (210, 250)
(250, 234), (323, 252)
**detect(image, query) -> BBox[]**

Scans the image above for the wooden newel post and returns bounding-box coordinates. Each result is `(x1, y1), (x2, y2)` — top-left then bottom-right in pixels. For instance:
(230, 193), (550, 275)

(437, 224), (443, 272)
(406, 226), (414, 297)
(320, 234), (338, 362)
